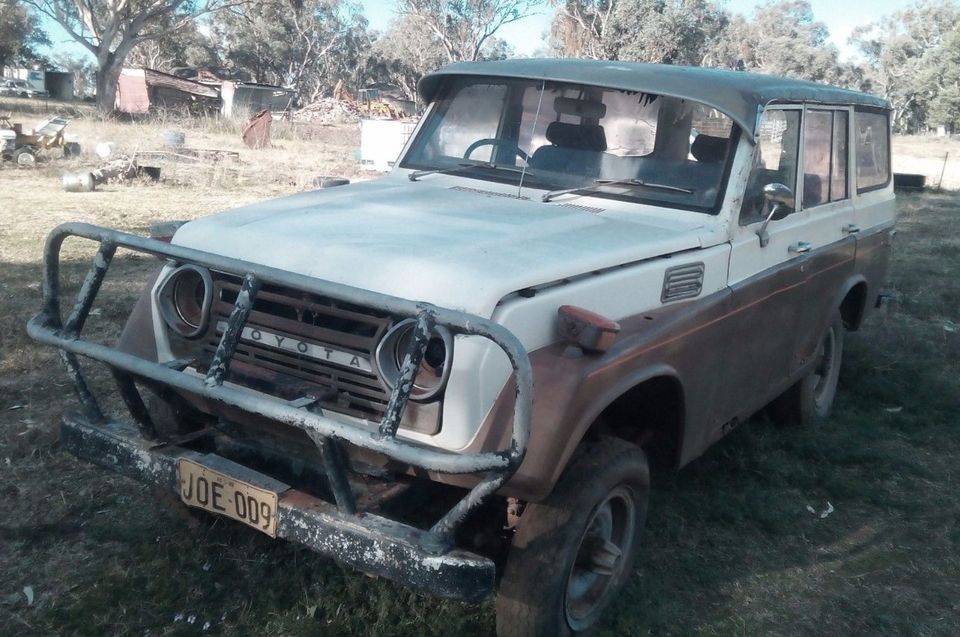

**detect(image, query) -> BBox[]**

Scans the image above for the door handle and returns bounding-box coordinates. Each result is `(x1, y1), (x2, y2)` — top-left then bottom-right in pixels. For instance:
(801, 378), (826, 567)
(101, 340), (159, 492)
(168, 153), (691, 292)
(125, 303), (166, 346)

(789, 241), (812, 254)
(843, 224), (861, 235)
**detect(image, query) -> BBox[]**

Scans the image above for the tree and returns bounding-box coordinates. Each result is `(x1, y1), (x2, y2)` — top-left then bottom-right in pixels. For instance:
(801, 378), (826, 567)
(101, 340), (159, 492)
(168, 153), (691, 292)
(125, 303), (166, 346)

(0, 0), (48, 72)
(549, 0), (726, 64)
(371, 14), (448, 102)
(548, 0), (617, 59)
(851, 0), (960, 132)
(127, 18), (220, 72)
(215, 0), (371, 102)
(25, 0), (235, 113)
(714, 1), (847, 83)
(607, 0), (727, 65)
(925, 28), (960, 130)
(397, 0), (542, 63)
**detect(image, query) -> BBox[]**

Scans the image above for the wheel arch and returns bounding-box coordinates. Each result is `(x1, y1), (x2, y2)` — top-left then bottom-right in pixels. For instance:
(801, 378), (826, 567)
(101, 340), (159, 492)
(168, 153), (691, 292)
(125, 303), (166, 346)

(557, 364), (686, 480)
(835, 275), (869, 331)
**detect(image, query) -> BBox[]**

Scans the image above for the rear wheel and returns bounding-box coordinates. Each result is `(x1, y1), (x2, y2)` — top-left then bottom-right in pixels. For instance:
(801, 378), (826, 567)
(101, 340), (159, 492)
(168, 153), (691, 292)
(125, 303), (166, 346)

(496, 438), (649, 637)
(771, 310), (845, 425)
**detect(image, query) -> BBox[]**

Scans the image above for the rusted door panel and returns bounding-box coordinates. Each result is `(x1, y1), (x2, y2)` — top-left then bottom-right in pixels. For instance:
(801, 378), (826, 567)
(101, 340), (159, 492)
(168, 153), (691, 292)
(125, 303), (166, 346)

(715, 260), (807, 423)
(793, 237), (857, 368)
(854, 224), (894, 319)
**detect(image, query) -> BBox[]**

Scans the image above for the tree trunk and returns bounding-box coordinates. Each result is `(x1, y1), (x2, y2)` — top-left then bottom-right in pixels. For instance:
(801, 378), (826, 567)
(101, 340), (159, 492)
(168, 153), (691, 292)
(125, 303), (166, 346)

(95, 48), (132, 115)
(97, 38), (136, 115)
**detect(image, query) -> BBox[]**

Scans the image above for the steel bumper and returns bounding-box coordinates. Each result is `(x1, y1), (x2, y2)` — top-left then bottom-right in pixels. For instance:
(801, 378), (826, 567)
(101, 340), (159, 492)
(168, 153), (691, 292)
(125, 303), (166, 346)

(61, 412), (496, 603)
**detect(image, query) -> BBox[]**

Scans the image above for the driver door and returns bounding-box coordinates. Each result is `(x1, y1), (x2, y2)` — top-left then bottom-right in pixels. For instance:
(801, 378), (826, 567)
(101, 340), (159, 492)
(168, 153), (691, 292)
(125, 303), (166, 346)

(719, 106), (810, 422)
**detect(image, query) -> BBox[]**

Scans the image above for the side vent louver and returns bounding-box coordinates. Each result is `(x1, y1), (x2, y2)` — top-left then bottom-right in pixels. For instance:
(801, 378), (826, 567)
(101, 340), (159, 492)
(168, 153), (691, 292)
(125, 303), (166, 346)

(661, 263), (705, 303)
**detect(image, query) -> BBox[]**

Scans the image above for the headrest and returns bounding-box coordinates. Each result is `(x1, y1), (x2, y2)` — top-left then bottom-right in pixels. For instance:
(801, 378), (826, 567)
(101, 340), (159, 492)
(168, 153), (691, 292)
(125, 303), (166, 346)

(691, 134), (728, 162)
(545, 122), (607, 152)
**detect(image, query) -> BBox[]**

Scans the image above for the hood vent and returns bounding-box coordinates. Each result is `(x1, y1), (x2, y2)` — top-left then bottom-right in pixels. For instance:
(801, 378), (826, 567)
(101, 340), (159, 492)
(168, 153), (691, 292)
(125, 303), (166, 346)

(661, 262), (705, 302)
(448, 185), (529, 200)
(558, 202), (604, 214)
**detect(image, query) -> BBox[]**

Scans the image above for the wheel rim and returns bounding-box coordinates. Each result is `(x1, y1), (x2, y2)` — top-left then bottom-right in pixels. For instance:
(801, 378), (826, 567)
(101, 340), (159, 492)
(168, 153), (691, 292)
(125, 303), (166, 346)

(564, 485), (636, 631)
(812, 326), (836, 410)
(16, 152), (35, 166)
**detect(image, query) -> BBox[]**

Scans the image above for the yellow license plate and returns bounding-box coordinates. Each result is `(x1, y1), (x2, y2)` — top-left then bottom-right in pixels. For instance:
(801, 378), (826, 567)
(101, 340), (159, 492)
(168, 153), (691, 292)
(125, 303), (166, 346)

(176, 458), (279, 537)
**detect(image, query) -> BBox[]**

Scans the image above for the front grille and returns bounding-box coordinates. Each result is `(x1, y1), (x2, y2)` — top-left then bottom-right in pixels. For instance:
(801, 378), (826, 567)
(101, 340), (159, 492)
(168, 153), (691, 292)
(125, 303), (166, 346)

(201, 274), (393, 420)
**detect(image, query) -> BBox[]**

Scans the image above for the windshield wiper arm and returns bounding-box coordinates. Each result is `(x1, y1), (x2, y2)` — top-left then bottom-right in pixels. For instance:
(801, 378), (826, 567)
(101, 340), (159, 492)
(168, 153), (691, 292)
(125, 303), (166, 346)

(541, 178), (695, 202)
(408, 161), (532, 181)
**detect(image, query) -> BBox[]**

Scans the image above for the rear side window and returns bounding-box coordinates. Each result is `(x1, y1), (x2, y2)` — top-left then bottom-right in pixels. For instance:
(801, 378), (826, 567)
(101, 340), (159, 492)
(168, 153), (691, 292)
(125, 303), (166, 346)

(855, 110), (890, 192)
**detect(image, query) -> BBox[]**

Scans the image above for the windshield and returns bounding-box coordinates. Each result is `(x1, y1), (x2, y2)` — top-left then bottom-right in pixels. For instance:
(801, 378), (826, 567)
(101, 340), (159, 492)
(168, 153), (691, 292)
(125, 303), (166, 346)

(401, 77), (738, 213)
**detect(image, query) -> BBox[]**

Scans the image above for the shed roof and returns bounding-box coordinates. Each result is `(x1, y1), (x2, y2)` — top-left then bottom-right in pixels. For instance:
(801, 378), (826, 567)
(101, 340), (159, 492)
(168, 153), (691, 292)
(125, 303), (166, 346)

(418, 59), (890, 142)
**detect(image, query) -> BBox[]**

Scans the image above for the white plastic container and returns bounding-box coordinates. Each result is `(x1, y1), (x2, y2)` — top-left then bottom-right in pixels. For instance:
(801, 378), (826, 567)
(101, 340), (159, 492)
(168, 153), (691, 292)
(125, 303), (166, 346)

(359, 119), (417, 172)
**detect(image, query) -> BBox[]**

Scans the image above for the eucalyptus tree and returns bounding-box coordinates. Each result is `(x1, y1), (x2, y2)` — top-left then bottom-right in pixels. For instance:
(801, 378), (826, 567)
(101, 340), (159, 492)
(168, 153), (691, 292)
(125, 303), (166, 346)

(25, 0), (235, 112)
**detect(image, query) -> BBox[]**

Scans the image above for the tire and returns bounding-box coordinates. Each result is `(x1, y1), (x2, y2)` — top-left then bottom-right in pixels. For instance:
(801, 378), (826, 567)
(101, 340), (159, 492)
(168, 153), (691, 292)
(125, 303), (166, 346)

(770, 310), (845, 425)
(12, 147), (36, 167)
(496, 438), (649, 637)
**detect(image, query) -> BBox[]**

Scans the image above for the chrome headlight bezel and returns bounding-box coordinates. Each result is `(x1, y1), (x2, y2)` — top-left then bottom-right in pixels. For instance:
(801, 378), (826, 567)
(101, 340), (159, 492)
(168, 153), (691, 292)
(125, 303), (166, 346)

(157, 264), (214, 339)
(375, 318), (454, 403)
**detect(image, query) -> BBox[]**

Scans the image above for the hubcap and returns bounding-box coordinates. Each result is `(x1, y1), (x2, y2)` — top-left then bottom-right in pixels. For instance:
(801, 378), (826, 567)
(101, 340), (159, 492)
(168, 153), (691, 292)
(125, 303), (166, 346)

(564, 486), (636, 631)
(812, 326), (836, 409)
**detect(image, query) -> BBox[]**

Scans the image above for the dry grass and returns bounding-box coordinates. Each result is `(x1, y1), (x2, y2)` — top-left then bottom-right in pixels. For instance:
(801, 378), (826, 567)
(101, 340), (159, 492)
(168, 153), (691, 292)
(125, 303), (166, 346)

(1, 100), (959, 636)
(892, 135), (960, 189)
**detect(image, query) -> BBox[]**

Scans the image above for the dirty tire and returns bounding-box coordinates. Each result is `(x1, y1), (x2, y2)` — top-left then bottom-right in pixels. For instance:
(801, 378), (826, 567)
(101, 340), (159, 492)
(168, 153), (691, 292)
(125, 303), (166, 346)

(13, 147), (36, 167)
(771, 310), (845, 425)
(496, 438), (649, 637)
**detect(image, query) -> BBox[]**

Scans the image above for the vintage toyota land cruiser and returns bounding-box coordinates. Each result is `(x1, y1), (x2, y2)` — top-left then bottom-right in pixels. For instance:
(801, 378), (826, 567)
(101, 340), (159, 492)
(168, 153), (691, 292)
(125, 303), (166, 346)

(29, 59), (895, 635)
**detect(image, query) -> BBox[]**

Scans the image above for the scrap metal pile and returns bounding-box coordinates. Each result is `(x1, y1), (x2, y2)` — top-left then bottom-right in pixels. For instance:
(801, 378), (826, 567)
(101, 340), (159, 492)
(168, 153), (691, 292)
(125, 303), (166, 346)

(292, 97), (362, 124)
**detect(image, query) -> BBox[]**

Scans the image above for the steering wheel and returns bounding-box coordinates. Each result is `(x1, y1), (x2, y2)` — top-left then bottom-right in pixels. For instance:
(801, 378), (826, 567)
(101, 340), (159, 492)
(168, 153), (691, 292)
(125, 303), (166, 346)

(463, 138), (530, 163)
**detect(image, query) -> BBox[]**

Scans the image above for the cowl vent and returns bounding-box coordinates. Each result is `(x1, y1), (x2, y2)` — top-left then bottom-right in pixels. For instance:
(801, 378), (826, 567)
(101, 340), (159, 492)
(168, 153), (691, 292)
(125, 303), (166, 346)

(661, 263), (705, 302)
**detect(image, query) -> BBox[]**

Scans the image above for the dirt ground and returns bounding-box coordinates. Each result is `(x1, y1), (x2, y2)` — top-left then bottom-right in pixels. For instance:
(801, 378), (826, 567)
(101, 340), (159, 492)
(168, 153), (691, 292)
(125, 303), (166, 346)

(2, 100), (959, 636)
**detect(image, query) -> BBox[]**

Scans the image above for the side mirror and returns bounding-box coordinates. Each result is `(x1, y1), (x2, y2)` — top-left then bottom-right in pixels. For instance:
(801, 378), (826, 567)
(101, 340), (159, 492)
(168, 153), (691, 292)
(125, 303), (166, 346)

(757, 183), (794, 247)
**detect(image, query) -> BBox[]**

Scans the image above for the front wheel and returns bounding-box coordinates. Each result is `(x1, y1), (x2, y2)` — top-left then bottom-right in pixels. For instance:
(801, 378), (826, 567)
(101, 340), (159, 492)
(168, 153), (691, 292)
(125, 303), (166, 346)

(496, 438), (649, 637)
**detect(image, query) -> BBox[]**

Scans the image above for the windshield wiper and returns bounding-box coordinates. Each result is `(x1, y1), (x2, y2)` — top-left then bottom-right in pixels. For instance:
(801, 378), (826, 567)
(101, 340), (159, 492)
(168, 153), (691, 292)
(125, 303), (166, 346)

(541, 178), (695, 202)
(408, 161), (531, 181)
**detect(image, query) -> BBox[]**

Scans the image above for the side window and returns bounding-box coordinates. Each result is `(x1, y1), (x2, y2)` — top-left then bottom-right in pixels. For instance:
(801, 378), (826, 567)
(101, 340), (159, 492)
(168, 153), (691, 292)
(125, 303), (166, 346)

(802, 111), (832, 207)
(740, 109), (800, 224)
(832, 111), (849, 200)
(803, 109), (849, 208)
(856, 110), (891, 192)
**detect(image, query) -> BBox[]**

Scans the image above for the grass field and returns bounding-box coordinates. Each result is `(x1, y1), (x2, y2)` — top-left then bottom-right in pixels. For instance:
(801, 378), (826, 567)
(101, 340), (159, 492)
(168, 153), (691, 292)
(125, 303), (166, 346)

(2, 98), (959, 636)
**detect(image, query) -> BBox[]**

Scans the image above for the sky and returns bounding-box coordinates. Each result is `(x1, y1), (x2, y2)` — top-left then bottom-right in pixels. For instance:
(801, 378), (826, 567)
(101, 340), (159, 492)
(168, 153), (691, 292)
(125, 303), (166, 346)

(40, 0), (918, 65)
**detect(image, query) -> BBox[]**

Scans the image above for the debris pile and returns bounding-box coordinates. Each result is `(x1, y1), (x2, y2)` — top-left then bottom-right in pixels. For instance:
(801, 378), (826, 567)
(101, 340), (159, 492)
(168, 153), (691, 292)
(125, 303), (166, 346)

(292, 97), (361, 124)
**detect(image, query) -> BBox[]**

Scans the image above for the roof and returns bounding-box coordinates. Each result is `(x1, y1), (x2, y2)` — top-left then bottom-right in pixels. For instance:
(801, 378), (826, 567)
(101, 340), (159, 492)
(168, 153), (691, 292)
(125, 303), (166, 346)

(418, 59), (890, 143)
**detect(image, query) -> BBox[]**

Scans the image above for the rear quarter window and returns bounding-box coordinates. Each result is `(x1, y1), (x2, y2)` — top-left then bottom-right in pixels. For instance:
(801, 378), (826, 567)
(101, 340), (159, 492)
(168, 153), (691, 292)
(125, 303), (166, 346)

(855, 110), (891, 193)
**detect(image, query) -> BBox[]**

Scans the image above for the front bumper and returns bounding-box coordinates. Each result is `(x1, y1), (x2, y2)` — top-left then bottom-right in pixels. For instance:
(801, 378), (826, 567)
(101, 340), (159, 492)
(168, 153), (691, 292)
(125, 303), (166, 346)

(62, 412), (495, 602)
(32, 222), (535, 604)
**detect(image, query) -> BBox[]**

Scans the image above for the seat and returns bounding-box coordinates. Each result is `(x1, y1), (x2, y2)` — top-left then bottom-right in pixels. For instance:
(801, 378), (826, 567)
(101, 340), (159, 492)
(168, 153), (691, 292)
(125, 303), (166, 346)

(529, 122), (607, 176)
(690, 134), (728, 163)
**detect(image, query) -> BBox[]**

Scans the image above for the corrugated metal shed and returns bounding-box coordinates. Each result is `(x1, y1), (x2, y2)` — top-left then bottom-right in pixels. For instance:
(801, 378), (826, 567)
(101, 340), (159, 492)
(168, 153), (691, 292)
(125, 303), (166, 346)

(116, 68), (221, 114)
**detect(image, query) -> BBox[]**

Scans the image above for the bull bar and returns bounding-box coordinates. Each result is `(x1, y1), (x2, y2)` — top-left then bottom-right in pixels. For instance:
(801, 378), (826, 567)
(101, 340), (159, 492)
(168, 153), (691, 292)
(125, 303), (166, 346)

(26, 222), (534, 601)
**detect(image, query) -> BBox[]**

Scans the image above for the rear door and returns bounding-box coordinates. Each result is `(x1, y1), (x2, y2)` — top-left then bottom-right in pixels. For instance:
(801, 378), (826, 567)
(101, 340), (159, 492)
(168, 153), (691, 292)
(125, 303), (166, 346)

(792, 106), (858, 365)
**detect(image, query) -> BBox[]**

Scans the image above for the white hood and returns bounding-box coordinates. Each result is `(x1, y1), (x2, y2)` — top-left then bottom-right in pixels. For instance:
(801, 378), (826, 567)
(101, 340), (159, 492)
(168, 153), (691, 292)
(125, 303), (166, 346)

(173, 177), (705, 317)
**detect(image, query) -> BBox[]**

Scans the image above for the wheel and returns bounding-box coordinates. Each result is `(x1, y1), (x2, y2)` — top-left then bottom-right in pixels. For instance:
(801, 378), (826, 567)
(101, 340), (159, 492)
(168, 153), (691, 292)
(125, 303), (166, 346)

(496, 438), (649, 637)
(770, 310), (845, 425)
(12, 147), (36, 167)
(463, 138), (530, 163)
